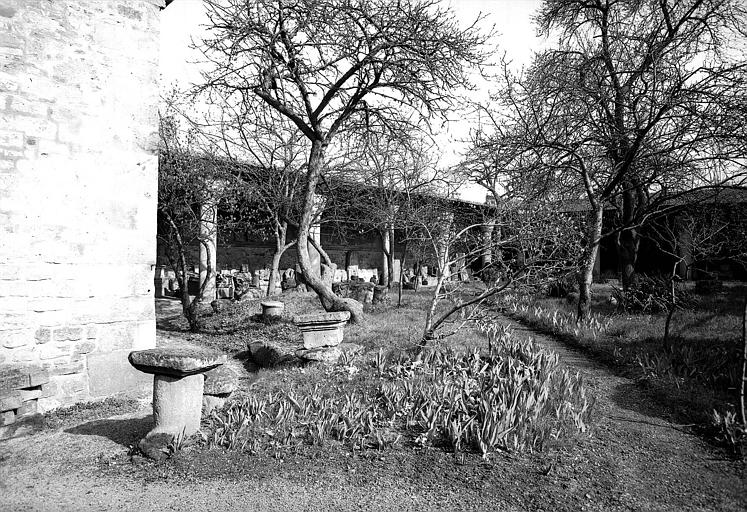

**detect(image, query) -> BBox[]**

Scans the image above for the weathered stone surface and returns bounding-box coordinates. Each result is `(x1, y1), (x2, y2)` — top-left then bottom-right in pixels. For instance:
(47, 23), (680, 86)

(87, 350), (151, 397)
(0, 365), (49, 391)
(294, 311), (350, 325)
(299, 325), (345, 349)
(296, 347), (342, 364)
(129, 347), (226, 377)
(0, 410), (15, 426)
(0, 391), (22, 412)
(202, 394), (227, 417)
(203, 365), (238, 395)
(149, 373), (204, 438)
(248, 340), (298, 368)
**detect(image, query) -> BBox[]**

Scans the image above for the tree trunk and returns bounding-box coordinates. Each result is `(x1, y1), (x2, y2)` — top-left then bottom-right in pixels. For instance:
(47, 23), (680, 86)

(397, 240), (408, 307)
(617, 227), (639, 290)
(663, 262), (678, 350)
(739, 296), (746, 426)
(577, 207), (604, 321)
(617, 181), (645, 290)
(296, 140), (364, 323)
(380, 229), (390, 288)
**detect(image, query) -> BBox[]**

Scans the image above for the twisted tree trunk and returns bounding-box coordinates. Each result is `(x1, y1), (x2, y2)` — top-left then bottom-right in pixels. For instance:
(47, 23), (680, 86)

(296, 140), (364, 323)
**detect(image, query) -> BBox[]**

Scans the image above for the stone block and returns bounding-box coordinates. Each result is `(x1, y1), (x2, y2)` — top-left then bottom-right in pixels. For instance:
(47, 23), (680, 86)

(87, 349), (150, 397)
(203, 365), (238, 395)
(296, 347), (342, 364)
(0, 391), (22, 412)
(0, 410), (15, 426)
(34, 327), (51, 344)
(53, 326), (83, 342)
(18, 387), (42, 402)
(1, 329), (30, 349)
(0, 365), (48, 391)
(17, 398), (37, 416)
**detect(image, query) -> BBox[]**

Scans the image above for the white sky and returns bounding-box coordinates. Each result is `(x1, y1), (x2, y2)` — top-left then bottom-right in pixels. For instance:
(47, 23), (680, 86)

(160, 0), (546, 202)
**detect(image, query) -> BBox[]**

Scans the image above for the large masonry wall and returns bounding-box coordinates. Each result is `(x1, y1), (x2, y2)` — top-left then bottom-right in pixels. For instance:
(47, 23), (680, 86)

(0, 0), (162, 410)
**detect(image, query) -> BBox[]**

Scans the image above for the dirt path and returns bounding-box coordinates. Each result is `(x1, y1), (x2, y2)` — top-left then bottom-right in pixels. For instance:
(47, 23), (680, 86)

(0, 313), (744, 511)
(495, 312), (745, 511)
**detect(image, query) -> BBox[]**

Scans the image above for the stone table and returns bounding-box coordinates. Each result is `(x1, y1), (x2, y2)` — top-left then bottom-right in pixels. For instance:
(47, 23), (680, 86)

(129, 347), (226, 458)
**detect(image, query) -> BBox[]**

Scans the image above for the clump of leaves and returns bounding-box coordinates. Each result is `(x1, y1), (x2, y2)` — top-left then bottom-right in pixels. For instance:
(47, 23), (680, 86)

(711, 409), (745, 458)
(206, 329), (593, 459)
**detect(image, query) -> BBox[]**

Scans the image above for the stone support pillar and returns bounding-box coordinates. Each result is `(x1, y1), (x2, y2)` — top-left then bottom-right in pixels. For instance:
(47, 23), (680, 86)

(480, 223), (495, 269)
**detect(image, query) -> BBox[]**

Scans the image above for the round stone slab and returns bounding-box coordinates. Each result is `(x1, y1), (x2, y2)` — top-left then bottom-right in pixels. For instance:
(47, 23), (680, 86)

(294, 311), (350, 326)
(203, 365), (239, 395)
(129, 347), (227, 377)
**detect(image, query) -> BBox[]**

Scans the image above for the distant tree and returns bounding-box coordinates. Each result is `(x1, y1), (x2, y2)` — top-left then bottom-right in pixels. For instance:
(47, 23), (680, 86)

(196, 94), (310, 297)
(199, 0), (490, 323)
(418, 199), (581, 344)
(336, 128), (452, 289)
(469, 0), (747, 320)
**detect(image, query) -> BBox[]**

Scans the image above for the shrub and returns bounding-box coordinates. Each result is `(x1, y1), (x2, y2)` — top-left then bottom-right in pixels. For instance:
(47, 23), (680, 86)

(547, 273), (577, 298)
(612, 274), (695, 314)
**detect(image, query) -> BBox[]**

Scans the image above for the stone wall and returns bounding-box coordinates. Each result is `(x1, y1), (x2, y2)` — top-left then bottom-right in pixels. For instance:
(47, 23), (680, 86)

(0, 0), (163, 410)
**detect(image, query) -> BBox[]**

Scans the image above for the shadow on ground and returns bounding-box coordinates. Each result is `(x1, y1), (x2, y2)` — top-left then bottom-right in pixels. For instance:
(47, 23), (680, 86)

(65, 415), (153, 447)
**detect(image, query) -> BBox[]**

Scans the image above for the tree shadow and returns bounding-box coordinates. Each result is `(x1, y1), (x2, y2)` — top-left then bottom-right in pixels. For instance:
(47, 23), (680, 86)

(65, 415), (153, 448)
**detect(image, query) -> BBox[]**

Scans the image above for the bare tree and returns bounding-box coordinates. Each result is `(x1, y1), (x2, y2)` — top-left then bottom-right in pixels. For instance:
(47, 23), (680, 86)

(470, 0), (747, 320)
(199, 0), (490, 323)
(419, 200), (582, 344)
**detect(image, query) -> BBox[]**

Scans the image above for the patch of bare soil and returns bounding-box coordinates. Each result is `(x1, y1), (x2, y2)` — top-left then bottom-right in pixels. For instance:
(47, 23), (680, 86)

(0, 308), (743, 511)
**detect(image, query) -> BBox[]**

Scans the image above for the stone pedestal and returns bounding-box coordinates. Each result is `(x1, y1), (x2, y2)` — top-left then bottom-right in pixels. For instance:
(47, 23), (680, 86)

(294, 311), (350, 350)
(129, 347), (226, 458)
(261, 300), (284, 320)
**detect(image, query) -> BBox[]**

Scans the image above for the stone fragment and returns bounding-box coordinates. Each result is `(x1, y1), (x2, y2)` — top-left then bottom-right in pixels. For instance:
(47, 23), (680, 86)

(373, 285), (389, 304)
(0, 410), (15, 426)
(248, 340), (298, 368)
(296, 346), (342, 364)
(203, 365), (238, 395)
